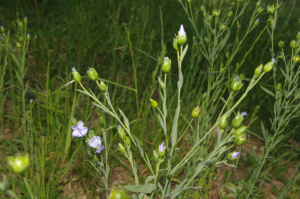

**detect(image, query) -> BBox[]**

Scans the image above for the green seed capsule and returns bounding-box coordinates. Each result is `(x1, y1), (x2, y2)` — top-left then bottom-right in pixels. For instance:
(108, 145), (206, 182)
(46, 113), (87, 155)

(71, 117), (78, 126)
(125, 137), (131, 147)
(254, 64), (263, 76)
(118, 128), (126, 140)
(263, 61), (274, 73)
(290, 40), (297, 48)
(153, 150), (159, 162)
(200, 5), (206, 12)
(99, 81), (107, 91)
(278, 41), (284, 48)
(173, 37), (179, 51)
(232, 126), (247, 137)
(192, 106), (201, 118)
(202, 92), (207, 100)
(256, 1), (261, 8)
(118, 143), (126, 154)
(212, 10), (220, 17)
(7, 154), (30, 174)
(228, 11), (233, 17)
(231, 78), (243, 91)
(232, 112), (244, 129)
(276, 83), (281, 91)
(87, 68), (98, 80)
(93, 155), (99, 162)
(16, 42), (22, 48)
(162, 57), (171, 73)
(257, 7), (263, 14)
(72, 68), (81, 82)
(149, 98), (158, 108)
(219, 115), (228, 130)
(267, 5), (275, 14)
(234, 134), (247, 146)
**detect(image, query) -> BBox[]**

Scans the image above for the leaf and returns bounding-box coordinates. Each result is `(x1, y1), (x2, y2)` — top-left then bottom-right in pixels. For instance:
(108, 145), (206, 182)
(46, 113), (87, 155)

(145, 176), (156, 184)
(166, 179), (187, 199)
(136, 139), (144, 157)
(118, 108), (130, 131)
(124, 184), (157, 193)
(158, 114), (166, 136)
(181, 45), (189, 60)
(260, 85), (275, 97)
(171, 106), (181, 149)
(280, 67), (291, 84)
(286, 86), (296, 99)
(181, 187), (202, 192)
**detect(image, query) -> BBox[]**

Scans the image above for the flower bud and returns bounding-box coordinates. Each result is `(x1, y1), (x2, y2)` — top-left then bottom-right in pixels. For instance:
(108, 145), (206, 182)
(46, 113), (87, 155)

(118, 143), (126, 154)
(237, 0), (242, 2)
(202, 92), (207, 100)
(231, 76), (243, 91)
(276, 83), (281, 91)
(232, 126), (247, 137)
(173, 37), (179, 51)
(125, 137), (131, 147)
(118, 126), (126, 140)
(254, 64), (263, 76)
(16, 42), (22, 48)
(153, 150), (159, 162)
(212, 10), (220, 17)
(192, 106), (201, 118)
(290, 40), (297, 48)
(24, 17), (28, 24)
(177, 25), (187, 45)
(0, 25), (4, 33)
(162, 57), (171, 73)
(87, 68), (98, 80)
(208, 15), (213, 23)
(27, 33), (30, 40)
(256, 1), (261, 8)
(149, 98), (158, 108)
(220, 24), (228, 31)
(228, 11), (233, 17)
(267, 17), (274, 27)
(203, 11), (207, 18)
(93, 155), (99, 162)
(187, 0), (192, 2)
(18, 21), (23, 28)
(234, 134), (247, 146)
(232, 112), (246, 129)
(278, 41), (284, 48)
(297, 32), (300, 40)
(7, 153), (30, 174)
(99, 116), (105, 125)
(257, 7), (263, 14)
(72, 68), (81, 82)
(219, 115), (228, 130)
(254, 18), (259, 26)
(227, 152), (239, 161)
(71, 117), (78, 126)
(292, 56), (300, 62)
(263, 60), (275, 73)
(99, 81), (107, 91)
(158, 142), (165, 158)
(267, 5), (275, 14)
(200, 5), (206, 12)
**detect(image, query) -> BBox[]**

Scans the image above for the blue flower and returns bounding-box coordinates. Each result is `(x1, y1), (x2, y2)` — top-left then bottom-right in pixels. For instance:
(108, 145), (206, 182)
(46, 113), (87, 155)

(159, 142), (165, 152)
(89, 136), (104, 153)
(232, 152), (239, 159)
(241, 112), (247, 116)
(179, 25), (186, 37)
(71, 121), (88, 137)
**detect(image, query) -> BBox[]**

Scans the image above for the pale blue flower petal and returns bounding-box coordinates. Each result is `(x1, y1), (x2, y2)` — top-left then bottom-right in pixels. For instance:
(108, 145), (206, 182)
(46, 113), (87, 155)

(95, 145), (105, 153)
(89, 136), (101, 149)
(179, 25), (185, 37)
(232, 152), (239, 159)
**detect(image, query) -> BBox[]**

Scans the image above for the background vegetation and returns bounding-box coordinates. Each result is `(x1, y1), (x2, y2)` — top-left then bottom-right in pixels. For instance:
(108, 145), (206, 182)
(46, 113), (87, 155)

(1, 0), (300, 198)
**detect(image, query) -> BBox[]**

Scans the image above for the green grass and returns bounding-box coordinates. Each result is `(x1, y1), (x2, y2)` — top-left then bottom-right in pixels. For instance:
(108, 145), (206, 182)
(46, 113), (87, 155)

(1, 0), (300, 198)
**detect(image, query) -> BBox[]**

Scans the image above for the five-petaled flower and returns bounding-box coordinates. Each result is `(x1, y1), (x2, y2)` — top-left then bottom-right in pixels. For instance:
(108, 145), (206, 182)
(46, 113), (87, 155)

(89, 136), (105, 153)
(71, 121), (88, 137)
